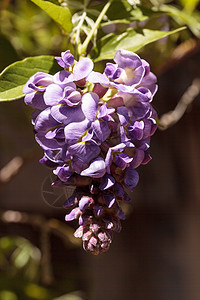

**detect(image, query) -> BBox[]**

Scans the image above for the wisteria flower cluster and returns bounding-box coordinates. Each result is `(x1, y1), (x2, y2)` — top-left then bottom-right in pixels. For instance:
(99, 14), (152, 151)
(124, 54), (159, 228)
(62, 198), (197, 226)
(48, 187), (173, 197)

(23, 49), (157, 255)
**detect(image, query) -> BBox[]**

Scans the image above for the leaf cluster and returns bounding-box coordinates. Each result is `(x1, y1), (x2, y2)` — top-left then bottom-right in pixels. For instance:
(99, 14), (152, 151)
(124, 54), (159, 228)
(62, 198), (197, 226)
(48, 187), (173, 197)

(0, 235), (84, 299)
(0, 0), (200, 101)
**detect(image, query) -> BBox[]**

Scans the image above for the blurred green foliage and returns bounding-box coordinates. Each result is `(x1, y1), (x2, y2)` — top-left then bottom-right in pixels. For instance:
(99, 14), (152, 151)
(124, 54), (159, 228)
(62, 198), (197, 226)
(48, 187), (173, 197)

(2, 0), (200, 102)
(0, 0), (68, 71)
(0, 236), (84, 300)
(0, 236), (48, 300)
(1, 0), (200, 72)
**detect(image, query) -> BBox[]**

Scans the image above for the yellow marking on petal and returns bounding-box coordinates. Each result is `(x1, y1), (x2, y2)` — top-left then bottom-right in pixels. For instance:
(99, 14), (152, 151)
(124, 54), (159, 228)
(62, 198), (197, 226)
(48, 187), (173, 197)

(102, 87), (118, 102)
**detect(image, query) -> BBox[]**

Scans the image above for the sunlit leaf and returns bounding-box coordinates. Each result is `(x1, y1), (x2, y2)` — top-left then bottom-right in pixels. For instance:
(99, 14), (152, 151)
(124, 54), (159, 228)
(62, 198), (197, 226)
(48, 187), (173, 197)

(0, 56), (61, 102)
(92, 27), (186, 62)
(0, 290), (18, 300)
(12, 245), (30, 269)
(179, 0), (199, 14)
(31, 0), (72, 33)
(25, 283), (50, 300)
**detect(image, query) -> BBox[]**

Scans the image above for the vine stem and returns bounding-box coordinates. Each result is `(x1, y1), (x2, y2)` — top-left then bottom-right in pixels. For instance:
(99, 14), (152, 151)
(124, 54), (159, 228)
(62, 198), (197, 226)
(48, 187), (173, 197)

(78, 0), (113, 56)
(74, 11), (87, 59)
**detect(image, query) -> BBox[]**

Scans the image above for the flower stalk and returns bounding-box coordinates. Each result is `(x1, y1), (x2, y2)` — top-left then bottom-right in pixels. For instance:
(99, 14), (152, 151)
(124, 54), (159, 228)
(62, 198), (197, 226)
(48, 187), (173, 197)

(78, 0), (113, 57)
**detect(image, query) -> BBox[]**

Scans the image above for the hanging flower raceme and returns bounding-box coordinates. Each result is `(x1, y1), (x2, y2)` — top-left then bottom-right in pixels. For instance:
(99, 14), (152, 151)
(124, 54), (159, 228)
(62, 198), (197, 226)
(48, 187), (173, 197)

(23, 49), (158, 255)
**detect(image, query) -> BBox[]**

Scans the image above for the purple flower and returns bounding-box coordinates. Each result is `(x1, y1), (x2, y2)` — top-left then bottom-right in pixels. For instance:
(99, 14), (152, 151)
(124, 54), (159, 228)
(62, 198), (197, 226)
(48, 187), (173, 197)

(53, 164), (72, 182)
(23, 72), (54, 110)
(69, 142), (101, 174)
(115, 153), (133, 170)
(103, 49), (157, 114)
(23, 72), (54, 94)
(104, 63), (122, 81)
(123, 166), (139, 190)
(105, 143), (130, 173)
(55, 50), (74, 68)
(23, 48), (158, 255)
(104, 50), (145, 88)
(140, 59), (158, 96)
(97, 103), (115, 122)
(79, 196), (94, 211)
(33, 108), (65, 150)
(44, 82), (81, 107)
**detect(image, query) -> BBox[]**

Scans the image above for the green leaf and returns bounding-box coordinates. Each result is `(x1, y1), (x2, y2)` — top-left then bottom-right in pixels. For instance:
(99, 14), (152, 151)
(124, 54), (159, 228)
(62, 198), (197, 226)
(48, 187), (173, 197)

(160, 4), (200, 37)
(92, 27), (186, 62)
(106, 0), (132, 20)
(0, 56), (61, 102)
(31, 0), (72, 33)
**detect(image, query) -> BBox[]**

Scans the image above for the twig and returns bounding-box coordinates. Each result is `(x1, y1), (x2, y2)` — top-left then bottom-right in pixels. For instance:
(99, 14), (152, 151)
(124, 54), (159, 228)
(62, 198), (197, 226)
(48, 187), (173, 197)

(79, 0), (112, 56)
(0, 209), (81, 247)
(158, 78), (200, 130)
(0, 156), (24, 184)
(0, 149), (40, 187)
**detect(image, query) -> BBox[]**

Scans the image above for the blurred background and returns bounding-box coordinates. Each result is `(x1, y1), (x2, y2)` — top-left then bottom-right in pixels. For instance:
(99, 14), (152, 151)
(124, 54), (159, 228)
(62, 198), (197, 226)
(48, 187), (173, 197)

(1, 0), (200, 299)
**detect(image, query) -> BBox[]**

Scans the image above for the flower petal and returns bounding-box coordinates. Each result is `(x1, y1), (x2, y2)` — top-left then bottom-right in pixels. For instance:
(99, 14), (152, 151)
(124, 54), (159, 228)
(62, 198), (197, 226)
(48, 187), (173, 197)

(55, 50), (74, 68)
(69, 142), (100, 173)
(79, 196), (94, 211)
(44, 84), (63, 106)
(51, 105), (85, 125)
(129, 101), (150, 121)
(87, 71), (109, 85)
(35, 132), (62, 150)
(104, 193), (115, 208)
(92, 119), (111, 142)
(113, 183), (124, 197)
(120, 65), (145, 86)
(65, 207), (81, 221)
(117, 106), (129, 126)
(53, 70), (74, 85)
(81, 157), (106, 178)
(64, 118), (91, 141)
(34, 108), (60, 132)
(81, 92), (99, 121)
(63, 194), (77, 208)
(53, 164), (72, 182)
(23, 72), (53, 94)
(24, 92), (48, 110)
(73, 57), (94, 81)
(128, 121), (144, 140)
(99, 174), (115, 190)
(115, 153), (133, 170)
(123, 166), (139, 190)
(114, 49), (142, 69)
(131, 149), (145, 168)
